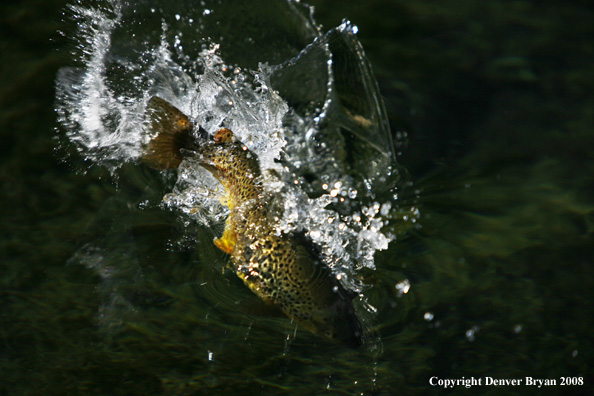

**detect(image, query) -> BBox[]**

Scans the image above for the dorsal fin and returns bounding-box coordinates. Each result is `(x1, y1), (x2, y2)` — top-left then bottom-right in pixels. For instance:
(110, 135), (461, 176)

(142, 97), (194, 170)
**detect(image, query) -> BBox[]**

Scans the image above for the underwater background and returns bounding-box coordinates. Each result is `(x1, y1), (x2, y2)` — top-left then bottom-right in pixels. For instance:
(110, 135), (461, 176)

(1, 0), (593, 395)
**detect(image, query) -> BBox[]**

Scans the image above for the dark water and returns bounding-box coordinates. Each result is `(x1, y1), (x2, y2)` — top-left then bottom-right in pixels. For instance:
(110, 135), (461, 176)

(2, 0), (593, 395)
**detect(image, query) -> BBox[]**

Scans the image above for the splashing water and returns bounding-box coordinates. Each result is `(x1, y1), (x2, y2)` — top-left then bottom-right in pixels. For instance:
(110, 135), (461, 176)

(56, 0), (411, 305)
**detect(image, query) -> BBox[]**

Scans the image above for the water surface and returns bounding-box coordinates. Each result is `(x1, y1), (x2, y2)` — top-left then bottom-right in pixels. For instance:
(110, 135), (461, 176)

(1, 0), (593, 395)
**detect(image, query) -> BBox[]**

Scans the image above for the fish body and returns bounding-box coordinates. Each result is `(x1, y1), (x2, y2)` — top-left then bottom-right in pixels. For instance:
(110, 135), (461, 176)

(143, 97), (362, 346)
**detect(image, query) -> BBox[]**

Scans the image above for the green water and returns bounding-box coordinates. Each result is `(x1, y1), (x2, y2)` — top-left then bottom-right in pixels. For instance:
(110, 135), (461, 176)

(2, 0), (593, 395)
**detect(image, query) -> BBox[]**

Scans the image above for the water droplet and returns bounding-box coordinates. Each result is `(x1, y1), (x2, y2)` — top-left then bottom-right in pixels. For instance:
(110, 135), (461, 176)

(395, 279), (410, 296)
(465, 325), (479, 342)
(465, 329), (475, 342)
(380, 202), (391, 216)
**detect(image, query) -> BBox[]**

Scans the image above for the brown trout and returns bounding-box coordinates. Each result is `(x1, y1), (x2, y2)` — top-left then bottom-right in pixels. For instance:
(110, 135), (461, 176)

(143, 96), (362, 346)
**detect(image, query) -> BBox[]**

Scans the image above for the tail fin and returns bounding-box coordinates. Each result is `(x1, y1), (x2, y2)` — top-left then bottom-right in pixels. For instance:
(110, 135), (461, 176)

(142, 97), (194, 170)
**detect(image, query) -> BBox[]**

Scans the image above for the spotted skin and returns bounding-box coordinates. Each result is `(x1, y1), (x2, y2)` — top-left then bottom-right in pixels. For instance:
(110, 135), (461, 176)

(143, 97), (362, 346)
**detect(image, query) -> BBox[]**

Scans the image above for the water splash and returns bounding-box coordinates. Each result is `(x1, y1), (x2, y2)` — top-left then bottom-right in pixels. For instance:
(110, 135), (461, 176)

(56, 0), (410, 316)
